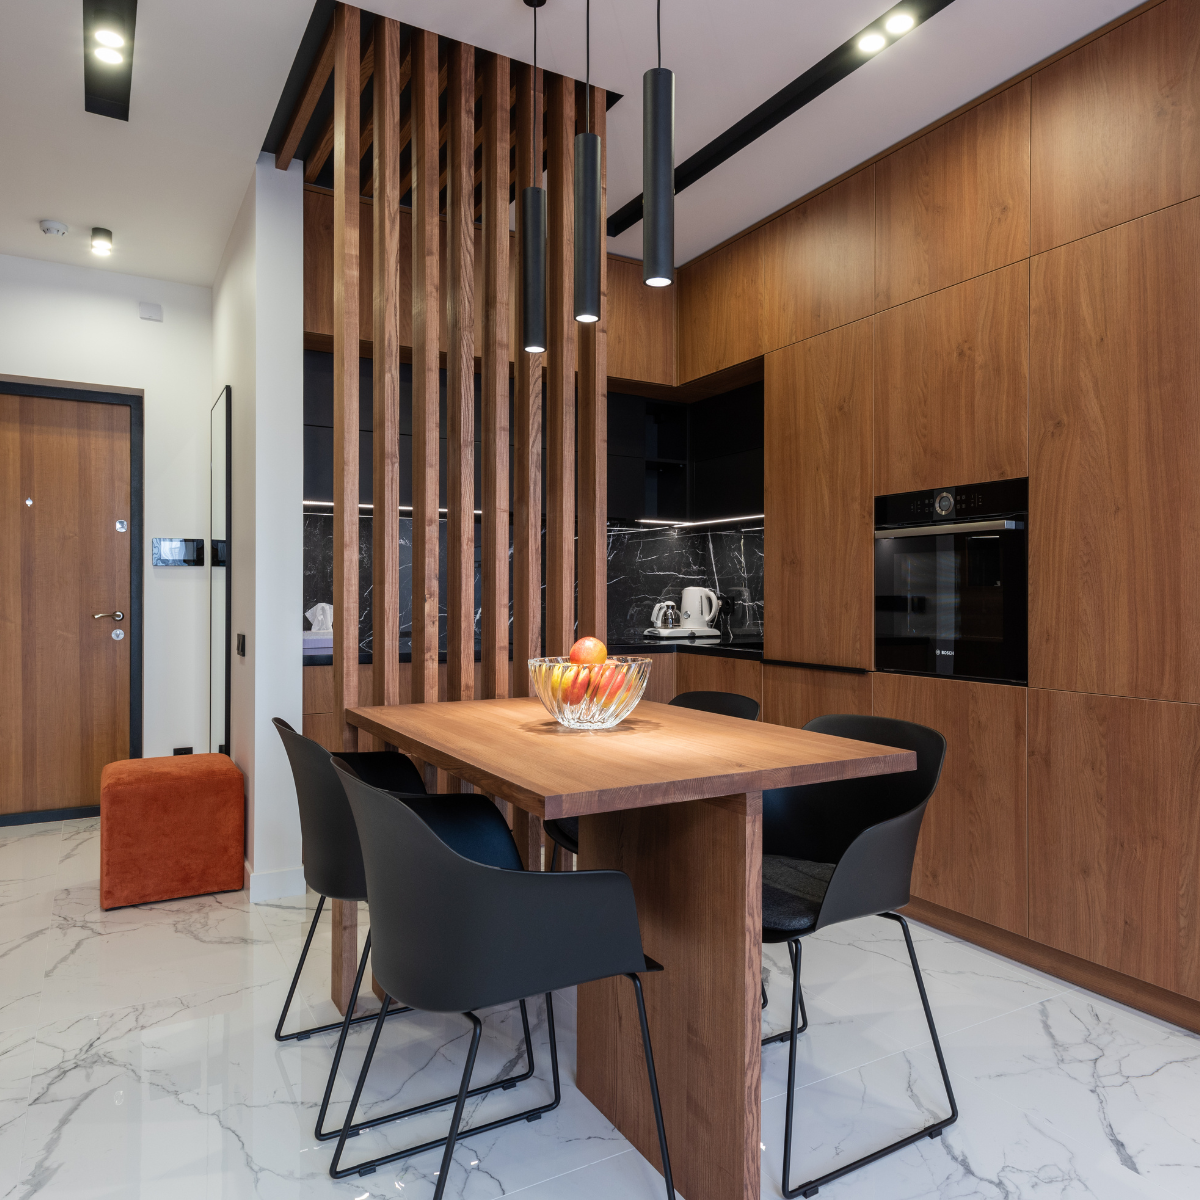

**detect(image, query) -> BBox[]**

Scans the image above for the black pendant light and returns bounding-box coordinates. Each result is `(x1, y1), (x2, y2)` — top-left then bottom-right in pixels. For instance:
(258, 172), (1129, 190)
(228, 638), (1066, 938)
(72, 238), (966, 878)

(574, 0), (601, 323)
(643, 0), (674, 287)
(522, 0), (547, 353)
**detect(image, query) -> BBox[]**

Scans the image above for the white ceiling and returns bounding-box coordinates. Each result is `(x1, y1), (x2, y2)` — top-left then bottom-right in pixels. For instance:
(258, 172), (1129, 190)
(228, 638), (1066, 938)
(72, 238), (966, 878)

(0, 0), (1141, 288)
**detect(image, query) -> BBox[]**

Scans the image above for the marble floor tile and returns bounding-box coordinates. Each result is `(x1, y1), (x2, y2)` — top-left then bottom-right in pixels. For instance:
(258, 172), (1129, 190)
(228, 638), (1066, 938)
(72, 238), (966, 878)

(0, 1025), (36, 1199)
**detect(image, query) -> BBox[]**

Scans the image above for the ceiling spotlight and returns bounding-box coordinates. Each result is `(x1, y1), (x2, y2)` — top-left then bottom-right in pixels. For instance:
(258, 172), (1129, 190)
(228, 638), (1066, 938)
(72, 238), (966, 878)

(858, 32), (886, 53)
(95, 47), (123, 64)
(91, 227), (113, 256)
(95, 27), (125, 48)
(885, 13), (915, 34)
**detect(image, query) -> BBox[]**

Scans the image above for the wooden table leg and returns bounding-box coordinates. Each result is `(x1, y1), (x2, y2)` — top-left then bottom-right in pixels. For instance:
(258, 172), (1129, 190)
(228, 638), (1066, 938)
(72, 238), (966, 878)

(577, 793), (763, 1200)
(331, 898), (359, 1015)
(511, 806), (545, 871)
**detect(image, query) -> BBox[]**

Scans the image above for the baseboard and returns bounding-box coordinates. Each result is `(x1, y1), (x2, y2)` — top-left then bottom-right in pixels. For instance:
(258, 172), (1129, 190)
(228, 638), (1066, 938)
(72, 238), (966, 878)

(245, 861), (306, 904)
(901, 896), (1200, 1036)
(0, 805), (100, 828)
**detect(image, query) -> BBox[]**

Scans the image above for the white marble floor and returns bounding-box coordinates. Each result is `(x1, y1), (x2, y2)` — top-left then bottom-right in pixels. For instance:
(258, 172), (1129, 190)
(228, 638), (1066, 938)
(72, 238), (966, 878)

(2, 817), (1199, 1199)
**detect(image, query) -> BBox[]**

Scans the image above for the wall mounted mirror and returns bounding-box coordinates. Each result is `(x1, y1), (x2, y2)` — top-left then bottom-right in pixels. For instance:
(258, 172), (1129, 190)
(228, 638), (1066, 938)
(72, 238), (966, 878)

(210, 386), (231, 754)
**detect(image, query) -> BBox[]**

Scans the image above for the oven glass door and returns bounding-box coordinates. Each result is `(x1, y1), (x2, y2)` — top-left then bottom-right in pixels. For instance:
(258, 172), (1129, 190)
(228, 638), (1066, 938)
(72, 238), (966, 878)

(874, 525), (1027, 684)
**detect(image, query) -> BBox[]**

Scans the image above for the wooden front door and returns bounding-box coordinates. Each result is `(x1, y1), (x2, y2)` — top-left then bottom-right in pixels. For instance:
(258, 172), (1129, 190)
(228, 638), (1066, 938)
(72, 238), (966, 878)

(1, 393), (132, 815)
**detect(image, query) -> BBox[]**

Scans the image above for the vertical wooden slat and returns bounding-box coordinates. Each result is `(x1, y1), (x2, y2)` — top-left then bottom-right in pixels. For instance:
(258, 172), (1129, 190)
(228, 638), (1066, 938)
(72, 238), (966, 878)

(372, 15), (401, 718)
(330, 1), (361, 1018)
(512, 60), (545, 869)
(578, 84), (608, 642)
(545, 74), (576, 657)
(447, 41), (475, 705)
(481, 52), (511, 700)
(411, 28), (440, 706)
(513, 62), (544, 695)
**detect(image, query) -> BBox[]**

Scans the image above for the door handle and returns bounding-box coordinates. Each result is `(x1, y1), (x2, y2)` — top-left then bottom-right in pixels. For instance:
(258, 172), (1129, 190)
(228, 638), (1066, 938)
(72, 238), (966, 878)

(94, 611), (124, 621)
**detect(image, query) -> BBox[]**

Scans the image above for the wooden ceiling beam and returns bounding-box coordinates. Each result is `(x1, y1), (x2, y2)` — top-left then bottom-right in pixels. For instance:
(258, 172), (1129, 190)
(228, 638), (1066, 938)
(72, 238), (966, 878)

(305, 30), (376, 183)
(275, 20), (335, 171)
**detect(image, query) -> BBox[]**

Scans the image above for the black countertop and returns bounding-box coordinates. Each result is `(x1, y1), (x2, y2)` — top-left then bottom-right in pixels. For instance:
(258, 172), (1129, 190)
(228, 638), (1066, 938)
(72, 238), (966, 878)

(302, 634), (764, 668)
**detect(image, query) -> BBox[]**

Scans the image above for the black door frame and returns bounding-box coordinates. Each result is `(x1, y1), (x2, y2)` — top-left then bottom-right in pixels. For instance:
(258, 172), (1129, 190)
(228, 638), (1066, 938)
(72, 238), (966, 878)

(4, 379), (145, 764)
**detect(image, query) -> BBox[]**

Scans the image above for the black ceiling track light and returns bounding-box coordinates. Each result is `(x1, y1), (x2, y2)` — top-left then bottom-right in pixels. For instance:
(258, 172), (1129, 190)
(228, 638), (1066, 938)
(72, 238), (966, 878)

(574, 0), (602, 323)
(83, 0), (139, 121)
(521, 0), (548, 353)
(642, 0), (674, 287)
(609, 0), (959, 238)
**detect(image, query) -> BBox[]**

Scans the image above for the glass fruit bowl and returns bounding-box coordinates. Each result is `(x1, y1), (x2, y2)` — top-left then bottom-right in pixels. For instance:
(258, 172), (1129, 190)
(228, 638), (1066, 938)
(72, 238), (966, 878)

(528, 656), (652, 730)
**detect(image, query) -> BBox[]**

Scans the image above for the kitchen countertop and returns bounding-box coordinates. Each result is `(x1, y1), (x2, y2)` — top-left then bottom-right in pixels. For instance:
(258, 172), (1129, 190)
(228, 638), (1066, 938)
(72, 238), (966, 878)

(302, 634), (764, 668)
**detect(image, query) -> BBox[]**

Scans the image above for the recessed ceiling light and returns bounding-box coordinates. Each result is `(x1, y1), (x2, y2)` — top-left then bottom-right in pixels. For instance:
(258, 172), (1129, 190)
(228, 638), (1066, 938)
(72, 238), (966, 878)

(94, 46), (123, 64)
(858, 32), (886, 53)
(885, 13), (915, 34)
(95, 28), (125, 48)
(91, 227), (113, 256)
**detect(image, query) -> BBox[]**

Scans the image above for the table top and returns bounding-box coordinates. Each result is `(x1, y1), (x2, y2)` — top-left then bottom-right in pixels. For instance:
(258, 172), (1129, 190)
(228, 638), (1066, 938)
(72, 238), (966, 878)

(346, 697), (916, 818)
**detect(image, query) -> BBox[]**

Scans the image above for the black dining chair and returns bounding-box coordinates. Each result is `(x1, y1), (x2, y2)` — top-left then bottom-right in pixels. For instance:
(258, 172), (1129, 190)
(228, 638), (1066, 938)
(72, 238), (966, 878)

(330, 761), (675, 1199)
(543, 688), (760, 870)
(271, 719), (537, 1141)
(760, 714), (956, 1199)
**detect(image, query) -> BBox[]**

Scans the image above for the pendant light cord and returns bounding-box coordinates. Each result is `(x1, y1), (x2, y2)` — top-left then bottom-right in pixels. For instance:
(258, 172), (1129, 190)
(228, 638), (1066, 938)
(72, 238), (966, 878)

(586, 0), (591, 134)
(657, 0), (661, 69)
(532, 4), (537, 187)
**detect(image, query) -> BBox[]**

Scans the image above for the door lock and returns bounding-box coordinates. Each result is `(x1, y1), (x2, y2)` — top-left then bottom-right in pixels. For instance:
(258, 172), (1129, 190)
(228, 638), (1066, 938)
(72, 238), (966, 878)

(93, 611), (124, 621)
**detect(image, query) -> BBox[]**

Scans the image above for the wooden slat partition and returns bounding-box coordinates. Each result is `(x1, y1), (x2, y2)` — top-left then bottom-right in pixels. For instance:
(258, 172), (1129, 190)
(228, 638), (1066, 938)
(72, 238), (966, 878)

(446, 41), (475, 707)
(372, 16), (402, 721)
(545, 74), (576, 656)
(410, 28), (440, 710)
(330, 1), (361, 1017)
(577, 84), (608, 642)
(306, 31), (375, 183)
(511, 60), (545, 869)
(480, 52), (511, 700)
(275, 21), (335, 170)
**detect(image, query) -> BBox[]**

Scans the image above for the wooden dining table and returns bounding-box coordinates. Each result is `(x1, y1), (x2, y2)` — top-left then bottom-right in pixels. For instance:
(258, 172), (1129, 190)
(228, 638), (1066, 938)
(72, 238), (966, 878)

(346, 696), (916, 1200)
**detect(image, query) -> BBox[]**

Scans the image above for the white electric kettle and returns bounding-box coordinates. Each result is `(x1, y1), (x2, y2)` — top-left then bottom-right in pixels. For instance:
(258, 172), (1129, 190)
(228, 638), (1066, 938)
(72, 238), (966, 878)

(680, 586), (719, 630)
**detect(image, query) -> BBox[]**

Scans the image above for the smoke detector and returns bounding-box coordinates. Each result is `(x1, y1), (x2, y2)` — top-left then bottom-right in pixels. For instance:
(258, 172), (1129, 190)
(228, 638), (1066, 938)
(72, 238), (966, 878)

(40, 220), (69, 237)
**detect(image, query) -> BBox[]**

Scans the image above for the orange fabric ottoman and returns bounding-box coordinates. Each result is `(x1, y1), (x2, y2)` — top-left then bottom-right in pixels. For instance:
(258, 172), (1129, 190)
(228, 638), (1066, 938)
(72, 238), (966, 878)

(100, 753), (245, 910)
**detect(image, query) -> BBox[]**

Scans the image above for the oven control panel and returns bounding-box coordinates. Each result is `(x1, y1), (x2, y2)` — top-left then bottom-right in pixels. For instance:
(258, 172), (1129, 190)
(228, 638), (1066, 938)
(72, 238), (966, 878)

(875, 478), (1028, 529)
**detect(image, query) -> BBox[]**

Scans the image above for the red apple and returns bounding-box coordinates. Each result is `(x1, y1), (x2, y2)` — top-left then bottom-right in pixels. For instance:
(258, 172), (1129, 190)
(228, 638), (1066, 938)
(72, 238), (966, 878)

(569, 636), (607, 666)
(565, 666), (591, 705)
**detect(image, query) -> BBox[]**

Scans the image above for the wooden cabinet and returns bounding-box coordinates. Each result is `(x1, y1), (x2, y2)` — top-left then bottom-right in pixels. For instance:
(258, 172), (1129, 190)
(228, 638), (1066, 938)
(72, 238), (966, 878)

(1028, 688), (1200, 1002)
(673, 653), (762, 713)
(761, 664), (871, 730)
(765, 322), (873, 667)
(761, 169), (875, 353)
(1031, 0), (1200, 255)
(1029, 198), (1200, 703)
(876, 82), (1030, 310)
(607, 255), (674, 386)
(676, 232), (765, 384)
(873, 261), (1028, 496)
(872, 673), (1028, 936)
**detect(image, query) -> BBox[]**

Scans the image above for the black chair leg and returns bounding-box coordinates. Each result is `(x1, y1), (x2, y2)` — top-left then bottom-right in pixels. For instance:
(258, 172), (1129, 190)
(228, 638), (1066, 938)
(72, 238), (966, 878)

(329, 992), (563, 1180)
(548, 840), (559, 872)
(778, 915), (958, 1198)
(432, 1012), (484, 1200)
(276, 896), (411, 1045)
(628, 973), (675, 1200)
(763, 938), (808, 1047)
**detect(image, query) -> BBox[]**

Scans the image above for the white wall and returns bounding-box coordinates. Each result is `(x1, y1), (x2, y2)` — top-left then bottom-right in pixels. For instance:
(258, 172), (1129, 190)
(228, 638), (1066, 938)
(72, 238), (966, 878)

(0, 253), (213, 757)
(213, 153), (305, 902)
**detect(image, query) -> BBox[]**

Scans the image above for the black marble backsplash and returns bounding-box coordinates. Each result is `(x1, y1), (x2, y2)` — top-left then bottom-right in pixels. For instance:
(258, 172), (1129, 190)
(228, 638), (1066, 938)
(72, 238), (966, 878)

(303, 516), (763, 652)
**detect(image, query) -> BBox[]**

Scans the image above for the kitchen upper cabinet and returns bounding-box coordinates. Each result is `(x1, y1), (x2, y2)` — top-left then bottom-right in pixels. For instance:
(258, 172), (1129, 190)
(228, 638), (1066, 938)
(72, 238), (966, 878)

(762, 664), (871, 730)
(765, 321), (873, 668)
(873, 261), (1028, 496)
(873, 672), (1028, 937)
(1028, 688), (1200, 1002)
(305, 190), (382, 345)
(876, 82), (1030, 310)
(676, 231), (765, 384)
(607, 255), (675, 386)
(1029, 198), (1200, 703)
(761, 169), (875, 353)
(1031, 0), (1200, 255)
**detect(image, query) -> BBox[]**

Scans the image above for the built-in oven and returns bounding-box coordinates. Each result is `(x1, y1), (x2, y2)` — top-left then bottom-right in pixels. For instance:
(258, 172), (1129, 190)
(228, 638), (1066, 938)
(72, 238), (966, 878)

(874, 478), (1027, 685)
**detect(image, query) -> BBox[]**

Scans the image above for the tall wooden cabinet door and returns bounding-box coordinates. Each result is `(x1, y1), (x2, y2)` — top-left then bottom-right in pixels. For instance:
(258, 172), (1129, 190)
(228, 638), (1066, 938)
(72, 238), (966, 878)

(764, 321), (873, 668)
(1031, 0), (1200, 255)
(874, 261), (1028, 496)
(876, 81), (1030, 310)
(1028, 689), (1200, 1001)
(1029, 198), (1200, 703)
(873, 673), (1028, 936)
(762, 664), (872, 730)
